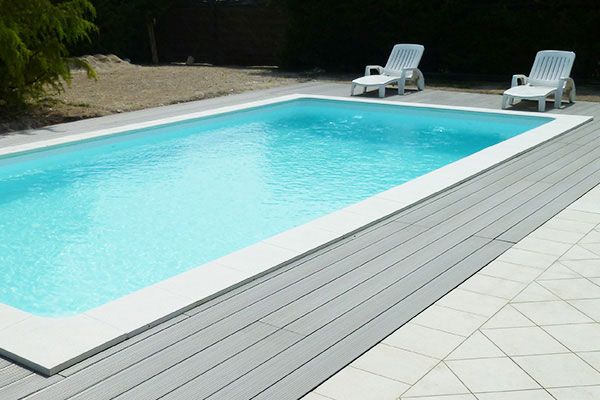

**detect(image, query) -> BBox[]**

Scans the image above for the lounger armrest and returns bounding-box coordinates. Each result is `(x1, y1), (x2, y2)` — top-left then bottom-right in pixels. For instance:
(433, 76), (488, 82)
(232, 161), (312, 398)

(511, 74), (528, 87)
(559, 77), (574, 88)
(365, 65), (383, 76)
(400, 68), (419, 78)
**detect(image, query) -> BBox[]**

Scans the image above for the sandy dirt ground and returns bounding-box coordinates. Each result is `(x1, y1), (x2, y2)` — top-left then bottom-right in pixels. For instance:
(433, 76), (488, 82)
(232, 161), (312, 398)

(1, 55), (598, 133)
(0, 55), (315, 132)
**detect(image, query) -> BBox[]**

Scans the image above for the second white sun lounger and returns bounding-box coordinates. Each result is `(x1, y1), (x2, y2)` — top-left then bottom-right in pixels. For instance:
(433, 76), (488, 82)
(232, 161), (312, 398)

(502, 50), (576, 112)
(351, 44), (425, 97)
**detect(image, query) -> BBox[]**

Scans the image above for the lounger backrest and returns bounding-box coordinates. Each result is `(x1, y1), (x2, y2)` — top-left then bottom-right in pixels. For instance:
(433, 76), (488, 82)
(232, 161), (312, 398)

(528, 50), (575, 87)
(382, 44), (424, 75)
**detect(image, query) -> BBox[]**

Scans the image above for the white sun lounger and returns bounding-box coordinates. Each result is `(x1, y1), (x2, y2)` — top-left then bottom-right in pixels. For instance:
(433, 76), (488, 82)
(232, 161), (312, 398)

(351, 44), (425, 97)
(502, 50), (576, 112)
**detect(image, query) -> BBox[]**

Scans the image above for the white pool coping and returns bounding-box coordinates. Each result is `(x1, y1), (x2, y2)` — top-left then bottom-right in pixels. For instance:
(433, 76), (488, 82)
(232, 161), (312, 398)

(0, 94), (592, 375)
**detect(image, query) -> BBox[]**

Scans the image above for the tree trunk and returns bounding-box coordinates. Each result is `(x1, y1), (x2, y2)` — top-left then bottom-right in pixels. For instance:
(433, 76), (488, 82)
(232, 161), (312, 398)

(147, 17), (159, 64)
(209, 0), (219, 63)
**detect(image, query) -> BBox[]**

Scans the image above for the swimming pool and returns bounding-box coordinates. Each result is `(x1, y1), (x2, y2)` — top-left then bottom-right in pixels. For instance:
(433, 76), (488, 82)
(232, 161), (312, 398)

(0, 98), (554, 316)
(0, 94), (591, 374)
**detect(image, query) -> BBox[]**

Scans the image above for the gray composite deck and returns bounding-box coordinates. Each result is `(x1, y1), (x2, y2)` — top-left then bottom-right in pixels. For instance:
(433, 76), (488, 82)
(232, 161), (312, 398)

(1, 84), (599, 400)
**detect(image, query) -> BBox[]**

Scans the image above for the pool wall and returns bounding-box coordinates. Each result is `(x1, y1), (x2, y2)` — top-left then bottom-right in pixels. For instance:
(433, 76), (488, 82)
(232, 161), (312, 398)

(0, 94), (592, 375)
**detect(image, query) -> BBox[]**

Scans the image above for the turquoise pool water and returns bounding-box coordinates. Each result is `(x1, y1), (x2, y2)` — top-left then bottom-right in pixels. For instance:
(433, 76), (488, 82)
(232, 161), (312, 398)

(0, 99), (550, 316)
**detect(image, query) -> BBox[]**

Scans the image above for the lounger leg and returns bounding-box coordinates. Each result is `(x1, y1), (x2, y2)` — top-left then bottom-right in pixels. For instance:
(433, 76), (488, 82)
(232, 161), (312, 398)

(554, 88), (564, 109)
(538, 98), (546, 112)
(416, 70), (425, 91)
(350, 83), (356, 96)
(569, 83), (576, 103)
(378, 85), (385, 98)
(554, 95), (562, 110)
(398, 78), (405, 96)
(501, 95), (510, 109)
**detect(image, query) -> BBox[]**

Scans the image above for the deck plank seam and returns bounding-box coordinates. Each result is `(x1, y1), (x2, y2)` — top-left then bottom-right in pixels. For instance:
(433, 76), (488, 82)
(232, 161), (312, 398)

(112, 234), (500, 398)
(395, 140), (581, 222)
(175, 238), (495, 399)
(184, 219), (411, 317)
(486, 159), (600, 240)
(205, 238), (504, 400)
(399, 139), (599, 226)
(249, 242), (514, 400)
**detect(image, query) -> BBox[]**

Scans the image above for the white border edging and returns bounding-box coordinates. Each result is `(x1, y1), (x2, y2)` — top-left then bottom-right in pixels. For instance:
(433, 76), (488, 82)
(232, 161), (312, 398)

(0, 94), (592, 375)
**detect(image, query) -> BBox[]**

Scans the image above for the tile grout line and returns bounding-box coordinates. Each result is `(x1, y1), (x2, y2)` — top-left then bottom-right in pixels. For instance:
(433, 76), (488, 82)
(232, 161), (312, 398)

(440, 359), (478, 399)
(378, 341), (456, 362)
(533, 220), (600, 378)
(431, 302), (509, 319)
(565, 299), (600, 323)
(391, 230), (561, 398)
(540, 327), (600, 376)
(398, 210), (597, 399)
(347, 365), (413, 387)
(455, 288), (517, 302)
(410, 322), (470, 339)
(473, 328), (549, 395)
(506, 209), (600, 389)
(409, 202), (597, 398)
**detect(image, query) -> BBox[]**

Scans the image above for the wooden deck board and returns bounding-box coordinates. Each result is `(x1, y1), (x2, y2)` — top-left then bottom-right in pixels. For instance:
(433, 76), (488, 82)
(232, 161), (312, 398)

(395, 139), (577, 224)
(0, 375), (63, 400)
(252, 240), (512, 400)
(0, 365), (32, 390)
(201, 238), (509, 400)
(498, 171), (600, 243)
(0, 358), (11, 370)
(0, 85), (598, 400)
(69, 323), (288, 400)
(149, 327), (303, 400)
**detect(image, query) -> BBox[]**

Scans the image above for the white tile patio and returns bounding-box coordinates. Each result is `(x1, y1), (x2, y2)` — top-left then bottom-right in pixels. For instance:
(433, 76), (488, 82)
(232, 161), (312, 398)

(549, 385), (600, 400)
(313, 367), (409, 400)
(445, 331), (504, 360)
(475, 390), (554, 400)
(401, 362), (470, 397)
(381, 323), (465, 359)
(511, 282), (560, 302)
(445, 357), (540, 392)
(513, 353), (600, 387)
(305, 183), (600, 400)
(482, 326), (569, 356)
(569, 298), (600, 321)
(513, 300), (593, 325)
(350, 344), (439, 385)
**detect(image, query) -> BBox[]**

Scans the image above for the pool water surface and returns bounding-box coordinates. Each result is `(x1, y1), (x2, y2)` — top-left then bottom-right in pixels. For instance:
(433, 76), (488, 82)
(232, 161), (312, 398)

(0, 98), (550, 316)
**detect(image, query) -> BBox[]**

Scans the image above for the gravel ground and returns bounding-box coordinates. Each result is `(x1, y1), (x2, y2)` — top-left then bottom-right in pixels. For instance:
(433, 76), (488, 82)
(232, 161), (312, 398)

(58, 55), (314, 114)
(1, 55), (598, 133)
(0, 55), (314, 133)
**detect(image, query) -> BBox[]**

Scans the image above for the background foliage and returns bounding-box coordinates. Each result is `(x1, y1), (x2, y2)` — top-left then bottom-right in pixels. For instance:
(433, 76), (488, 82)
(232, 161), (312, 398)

(280, 0), (600, 79)
(0, 0), (97, 108)
(73, 0), (172, 62)
(74, 0), (599, 80)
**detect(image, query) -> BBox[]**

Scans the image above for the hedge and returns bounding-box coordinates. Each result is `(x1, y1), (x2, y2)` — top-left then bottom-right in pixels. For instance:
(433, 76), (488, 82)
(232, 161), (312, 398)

(73, 0), (600, 80)
(281, 0), (600, 79)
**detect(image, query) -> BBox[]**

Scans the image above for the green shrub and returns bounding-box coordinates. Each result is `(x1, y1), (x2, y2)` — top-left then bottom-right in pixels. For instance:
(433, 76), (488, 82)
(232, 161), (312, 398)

(0, 0), (97, 109)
